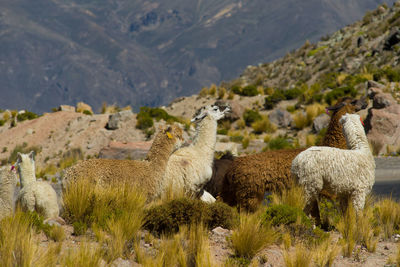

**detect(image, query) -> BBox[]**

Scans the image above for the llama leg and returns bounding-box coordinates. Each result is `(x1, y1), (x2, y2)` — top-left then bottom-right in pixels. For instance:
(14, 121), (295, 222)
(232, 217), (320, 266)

(351, 191), (367, 213)
(304, 190), (321, 225)
(200, 190), (216, 203)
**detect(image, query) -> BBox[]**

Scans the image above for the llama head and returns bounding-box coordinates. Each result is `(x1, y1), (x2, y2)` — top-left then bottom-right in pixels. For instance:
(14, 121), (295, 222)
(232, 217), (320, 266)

(15, 151), (36, 177)
(191, 104), (230, 123)
(163, 124), (184, 149)
(326, 96), (368, 116)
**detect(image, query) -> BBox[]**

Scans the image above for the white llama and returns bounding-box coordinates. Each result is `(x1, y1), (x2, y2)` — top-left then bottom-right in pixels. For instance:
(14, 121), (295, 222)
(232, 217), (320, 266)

(16, 151), (62, 222)
(161, 104), (230, 202)
(291, 113), (375, 222)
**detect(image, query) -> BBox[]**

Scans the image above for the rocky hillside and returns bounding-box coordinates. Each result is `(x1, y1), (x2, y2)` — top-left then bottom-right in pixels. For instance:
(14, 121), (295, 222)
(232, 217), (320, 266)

(1, 1), (400, 173)
(0, 0), (393, 113)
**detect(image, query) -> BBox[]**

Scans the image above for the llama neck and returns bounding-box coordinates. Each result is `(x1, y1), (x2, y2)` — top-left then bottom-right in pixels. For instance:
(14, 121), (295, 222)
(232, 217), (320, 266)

(322, 108), (348, 148)
(343, 121), (372, 154)
(192, 116), (218, 161)
(18, 164), (36, 187)
(0, 173), (15, 206)
(148, 138), (176, 172)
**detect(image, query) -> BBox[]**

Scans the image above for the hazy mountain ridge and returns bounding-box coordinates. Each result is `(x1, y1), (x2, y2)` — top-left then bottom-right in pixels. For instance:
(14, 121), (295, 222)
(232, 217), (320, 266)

(0, 0), (393, 113)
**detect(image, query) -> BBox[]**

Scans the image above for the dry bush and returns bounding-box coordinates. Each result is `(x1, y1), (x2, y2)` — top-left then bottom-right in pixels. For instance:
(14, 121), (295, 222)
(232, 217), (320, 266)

(335, 204), (356, 257)
(136, 224), (214, 267)
(313, 236), (339, 267)
(61, 242), (103, 267)
(230, 212), (277, 259)
(251, 115), (277, 134)
(355, 207), (378, 252)
(0, 211), (36, 267)
(283, 244), (312, 267)
(373, 197), (400, 240)
(270, 183), (306, 210)
(293, 111), (308, 129)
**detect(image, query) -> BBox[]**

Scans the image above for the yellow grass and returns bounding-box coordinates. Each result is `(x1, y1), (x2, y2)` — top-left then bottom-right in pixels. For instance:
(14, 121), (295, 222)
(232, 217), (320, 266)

(61, 242), (103, 267)
(230, 212), (277, 259)
(313, 236), (340, 267)
(270, 183), (306, 210)
(374, 197), (400, 240)
(284, 244), (312, 267)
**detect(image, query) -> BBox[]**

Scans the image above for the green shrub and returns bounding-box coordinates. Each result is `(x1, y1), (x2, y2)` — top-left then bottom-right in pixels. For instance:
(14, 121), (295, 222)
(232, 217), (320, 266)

(143, 198), (238, 235)
(263, 204), (312, 227)
(319, 197), (341, 230)
(136, 108), (154, 130)
(243, 109), (262, 126)
(264, 90), (286, 109)
(0, 120), (4, 126)
(16, 111), (38, 122)
(283, 88), (302, 100)
(241, 85), (258, 96)
(267, 136), (293, 150)
(231, 85), (242, 95)
(83, 110), (92, 115)
(324, 86), (357, 105)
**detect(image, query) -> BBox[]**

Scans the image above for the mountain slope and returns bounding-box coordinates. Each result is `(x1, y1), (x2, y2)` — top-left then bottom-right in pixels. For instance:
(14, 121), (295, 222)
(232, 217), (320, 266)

(0, 0), (393, 113)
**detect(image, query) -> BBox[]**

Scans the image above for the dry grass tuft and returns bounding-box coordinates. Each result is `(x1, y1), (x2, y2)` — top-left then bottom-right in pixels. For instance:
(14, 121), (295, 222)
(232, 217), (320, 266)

(270, 183), (306, 210)
(230, 212), (277, 259)
(313, 236), (340, 267)
(374, 197), (400, 240)
(136, 223), (214, 267)
(61, 242), (103, 267)
(283, 244), (312, 267)
(0, 211), (37, 267)
(335, 204), (356, 257)
(251, 115), (277, 134)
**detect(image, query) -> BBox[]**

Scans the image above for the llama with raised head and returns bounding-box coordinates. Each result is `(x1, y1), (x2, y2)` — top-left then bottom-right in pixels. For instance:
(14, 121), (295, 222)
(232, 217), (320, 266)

(161, 104), (230, 202)
(291, 113), (375, 222)
(16, 151), (62, 222)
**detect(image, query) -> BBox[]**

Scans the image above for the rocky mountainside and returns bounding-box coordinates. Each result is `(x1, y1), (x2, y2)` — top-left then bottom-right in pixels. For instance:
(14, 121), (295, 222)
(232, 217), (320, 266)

(0, 0), (392, 113)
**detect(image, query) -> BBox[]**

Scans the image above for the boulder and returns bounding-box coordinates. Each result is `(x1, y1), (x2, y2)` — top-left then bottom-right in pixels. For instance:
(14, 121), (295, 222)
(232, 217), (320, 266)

(106, 110), (134, 130)
(268, 109), (293, 128)
(76, 102), (93, 114)
(312, 113), (330, 133)
(98, 141), (152, 160)
(365, 87), (400, 155)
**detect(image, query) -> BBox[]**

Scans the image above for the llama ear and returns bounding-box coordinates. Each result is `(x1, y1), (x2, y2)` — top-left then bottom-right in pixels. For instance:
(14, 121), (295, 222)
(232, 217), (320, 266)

(28, 151), (35, 161)
(16, 152), (22, 164)
(165, 126), (174, 139)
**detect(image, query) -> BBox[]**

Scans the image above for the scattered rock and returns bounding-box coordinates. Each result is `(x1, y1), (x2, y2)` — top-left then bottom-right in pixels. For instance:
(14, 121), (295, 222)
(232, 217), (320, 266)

(383, 29), (400, 51)
(106, 110), (134, 130)
(312, 113), (330, 133)
(58, 105), (76, 112)
(268, 109), (293, 128)
(211, 227), (230, 237)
